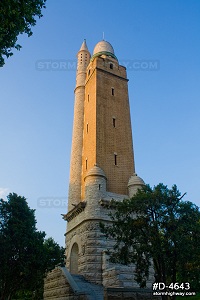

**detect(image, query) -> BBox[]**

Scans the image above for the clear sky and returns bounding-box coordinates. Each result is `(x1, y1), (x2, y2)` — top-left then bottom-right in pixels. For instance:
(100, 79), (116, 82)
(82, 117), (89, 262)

(1, 0), (200, 246)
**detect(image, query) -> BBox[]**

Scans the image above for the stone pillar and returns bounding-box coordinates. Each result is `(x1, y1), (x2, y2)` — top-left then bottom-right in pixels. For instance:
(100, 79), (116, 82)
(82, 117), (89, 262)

(68, 40), (91, 209)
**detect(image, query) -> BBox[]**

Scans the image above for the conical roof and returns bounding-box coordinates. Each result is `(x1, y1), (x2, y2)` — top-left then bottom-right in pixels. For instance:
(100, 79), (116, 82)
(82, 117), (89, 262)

(79, 39), (89, 51)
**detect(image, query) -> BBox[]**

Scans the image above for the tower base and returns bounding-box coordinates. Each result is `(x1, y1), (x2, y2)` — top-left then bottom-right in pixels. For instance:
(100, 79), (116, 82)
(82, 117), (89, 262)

(43, 267), (157, 300)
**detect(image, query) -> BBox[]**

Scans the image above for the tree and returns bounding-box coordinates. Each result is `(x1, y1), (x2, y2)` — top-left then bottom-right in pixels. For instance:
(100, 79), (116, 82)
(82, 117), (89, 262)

(43, 237), (65, 272)
(0, 193), (65, 300)
(0, 0), (46, 67)
(100, 184), (200, 298)
(12, 237), (65, 300)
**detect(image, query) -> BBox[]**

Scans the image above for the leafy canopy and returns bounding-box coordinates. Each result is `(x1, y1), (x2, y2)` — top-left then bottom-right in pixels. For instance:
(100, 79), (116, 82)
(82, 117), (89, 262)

(0, 193), (65, 300)
(101, 184), (200, 292)
(0, 0), (46, 66)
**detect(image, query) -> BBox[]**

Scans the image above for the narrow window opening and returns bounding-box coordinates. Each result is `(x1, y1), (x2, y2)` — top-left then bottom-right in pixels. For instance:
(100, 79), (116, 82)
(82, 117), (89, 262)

(86, 159), (88, 170)
(114, 154), (117, 165)
(88, 94), (89, 102)
(88, 69), (90, 76)
(113, 118), (116, 128)
(110, 63), (113, 69)
(111, 88), (114, 96)
(99, 184), (101, 190)
(86, 123), (88, 133)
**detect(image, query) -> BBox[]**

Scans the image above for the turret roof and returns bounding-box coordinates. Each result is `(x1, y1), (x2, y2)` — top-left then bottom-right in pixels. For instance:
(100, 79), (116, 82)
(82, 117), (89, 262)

(84, 164), (107, 180)
(79, 39), (89, 51)
(128, 173), (145, 187)
(92, 40), (117, 60)
(93, 40), (114, 55)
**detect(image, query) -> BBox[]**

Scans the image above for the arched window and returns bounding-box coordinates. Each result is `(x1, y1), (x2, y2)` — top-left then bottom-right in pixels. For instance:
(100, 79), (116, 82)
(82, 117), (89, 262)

(70, 243), (79, 274)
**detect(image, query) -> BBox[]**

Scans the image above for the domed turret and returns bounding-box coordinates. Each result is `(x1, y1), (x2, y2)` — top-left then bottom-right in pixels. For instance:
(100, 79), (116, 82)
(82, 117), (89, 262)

(128, 173), (145, 198)
(84, 164), (107, 180)
(93, 40), (114, 55)
(84, 164), (107, 200)
(92, 40), (117, 60)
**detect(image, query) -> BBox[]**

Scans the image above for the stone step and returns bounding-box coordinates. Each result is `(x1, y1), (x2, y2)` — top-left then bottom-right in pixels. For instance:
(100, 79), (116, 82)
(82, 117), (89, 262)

(71, 274), (103, 300)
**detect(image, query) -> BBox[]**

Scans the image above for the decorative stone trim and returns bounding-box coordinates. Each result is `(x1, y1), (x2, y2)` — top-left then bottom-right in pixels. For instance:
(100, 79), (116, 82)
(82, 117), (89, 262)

(91, 51), (118, 61)
(62, 202), (86, 222)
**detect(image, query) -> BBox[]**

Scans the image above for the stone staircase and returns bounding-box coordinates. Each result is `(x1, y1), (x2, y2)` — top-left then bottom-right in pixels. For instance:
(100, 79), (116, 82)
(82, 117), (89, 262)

(43, 267), (104, 300)
(44, 266), (158, 300)
(71, 274), (103, 300)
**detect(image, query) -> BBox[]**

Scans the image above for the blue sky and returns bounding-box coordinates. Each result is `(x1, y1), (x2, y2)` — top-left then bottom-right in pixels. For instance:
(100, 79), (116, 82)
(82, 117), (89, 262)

(1, 0), (200, 246)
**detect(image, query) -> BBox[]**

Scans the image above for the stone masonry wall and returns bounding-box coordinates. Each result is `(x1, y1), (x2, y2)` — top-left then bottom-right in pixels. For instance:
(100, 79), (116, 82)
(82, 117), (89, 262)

(82, 55), (135, 198)
(66, 219), (108, 285)
(66, 172), (154, 288)
(43, 268), (87, 300)
(102, 251), (155, 289)
(68, 45), (90, 208)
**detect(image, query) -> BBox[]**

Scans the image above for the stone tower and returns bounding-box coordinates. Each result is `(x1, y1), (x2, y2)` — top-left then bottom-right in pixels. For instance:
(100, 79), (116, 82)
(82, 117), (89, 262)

(43, 40), (156, 300)
(68, 40), (91, 207)
(63, 39), (146, 287)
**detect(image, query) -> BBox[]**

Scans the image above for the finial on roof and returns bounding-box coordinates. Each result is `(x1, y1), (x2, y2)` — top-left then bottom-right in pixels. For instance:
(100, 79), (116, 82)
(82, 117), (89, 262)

(103, 32), (105, 41)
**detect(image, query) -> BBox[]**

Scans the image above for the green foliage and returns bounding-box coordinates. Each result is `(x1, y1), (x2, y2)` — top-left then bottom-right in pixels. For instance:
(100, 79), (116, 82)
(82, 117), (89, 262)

(101, 184), (200, 293)
(43, 237), (65, 272)
(0, 0), (46, 66)
(0, 193), (45, 299)
(0, 193), (65, 300)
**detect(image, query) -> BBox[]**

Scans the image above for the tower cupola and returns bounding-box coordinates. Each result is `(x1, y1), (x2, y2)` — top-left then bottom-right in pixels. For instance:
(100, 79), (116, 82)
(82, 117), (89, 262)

(128, 173), (145, 198)
(84, 164), (107, 199)
(92, 40), (117, 60)
(77, 39), (91, 72)
(84, 164), (107, 180)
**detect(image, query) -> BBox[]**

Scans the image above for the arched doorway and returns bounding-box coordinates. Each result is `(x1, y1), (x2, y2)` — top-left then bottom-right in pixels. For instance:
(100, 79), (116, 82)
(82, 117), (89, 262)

(70, 242), (79, 274)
